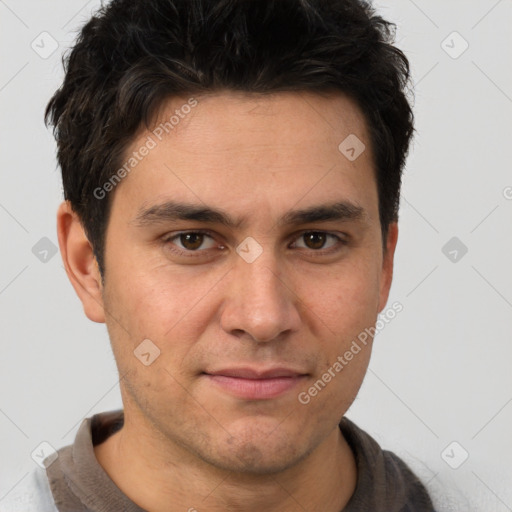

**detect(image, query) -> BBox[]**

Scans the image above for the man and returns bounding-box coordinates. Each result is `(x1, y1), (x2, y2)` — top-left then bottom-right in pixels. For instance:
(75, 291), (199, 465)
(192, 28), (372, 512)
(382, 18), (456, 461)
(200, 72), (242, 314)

(2, 0), (436, 510)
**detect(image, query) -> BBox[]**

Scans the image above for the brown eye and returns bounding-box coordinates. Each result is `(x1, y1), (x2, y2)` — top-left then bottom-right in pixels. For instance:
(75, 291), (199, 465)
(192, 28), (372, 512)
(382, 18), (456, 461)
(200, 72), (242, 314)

(164, 231), (218, 253)
(180, 232), (205, 250)
(292, 231), (345, 253)
(303, 232), (327, 250)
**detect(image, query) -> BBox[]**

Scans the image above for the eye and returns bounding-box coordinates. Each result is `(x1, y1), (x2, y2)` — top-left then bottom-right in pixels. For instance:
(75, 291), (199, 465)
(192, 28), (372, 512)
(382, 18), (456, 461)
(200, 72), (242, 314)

(291, 231), (345, 251)
(164, 231), (219, 253)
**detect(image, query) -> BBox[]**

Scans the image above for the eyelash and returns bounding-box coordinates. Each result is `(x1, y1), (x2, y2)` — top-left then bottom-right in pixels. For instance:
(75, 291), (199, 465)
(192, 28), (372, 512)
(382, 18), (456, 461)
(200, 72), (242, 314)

(162, 229), (347, 258)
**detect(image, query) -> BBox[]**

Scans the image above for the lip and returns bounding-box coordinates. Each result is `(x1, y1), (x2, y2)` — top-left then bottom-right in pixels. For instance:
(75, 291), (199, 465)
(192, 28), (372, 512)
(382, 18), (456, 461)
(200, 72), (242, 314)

(204, 367), (308, 400)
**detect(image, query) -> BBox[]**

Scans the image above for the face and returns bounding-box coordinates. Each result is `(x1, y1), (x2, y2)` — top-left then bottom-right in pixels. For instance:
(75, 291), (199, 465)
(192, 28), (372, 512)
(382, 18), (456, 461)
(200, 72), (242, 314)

(77, 91), (396, 474)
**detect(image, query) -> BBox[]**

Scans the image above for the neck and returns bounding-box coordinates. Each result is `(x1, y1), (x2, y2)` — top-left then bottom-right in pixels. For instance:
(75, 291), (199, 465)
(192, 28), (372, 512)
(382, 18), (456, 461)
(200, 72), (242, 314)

(94, 413), (357, 512)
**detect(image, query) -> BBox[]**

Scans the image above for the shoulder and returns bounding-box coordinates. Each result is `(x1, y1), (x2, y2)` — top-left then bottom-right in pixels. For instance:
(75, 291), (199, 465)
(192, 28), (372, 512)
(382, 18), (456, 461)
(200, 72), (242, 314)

(380, 448), (436, 511)
(0, 466), (58, 512)
(340, 416), (436, 511)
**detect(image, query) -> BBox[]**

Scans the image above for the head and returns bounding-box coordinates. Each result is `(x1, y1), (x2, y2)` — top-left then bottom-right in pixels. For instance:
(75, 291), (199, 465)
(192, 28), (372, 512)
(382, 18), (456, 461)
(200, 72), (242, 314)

(49, 0), (413, 474)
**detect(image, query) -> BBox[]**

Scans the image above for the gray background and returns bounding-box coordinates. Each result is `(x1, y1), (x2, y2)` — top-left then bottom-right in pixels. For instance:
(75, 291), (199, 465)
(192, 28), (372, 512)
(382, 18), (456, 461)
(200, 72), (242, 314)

(1, 1), (511, 510)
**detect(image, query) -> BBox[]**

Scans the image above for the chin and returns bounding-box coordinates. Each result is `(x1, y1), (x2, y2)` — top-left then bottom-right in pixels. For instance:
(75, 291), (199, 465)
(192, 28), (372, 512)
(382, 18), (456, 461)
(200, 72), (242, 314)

(208, 444), (303, 475)
(201, 421), (311, 475)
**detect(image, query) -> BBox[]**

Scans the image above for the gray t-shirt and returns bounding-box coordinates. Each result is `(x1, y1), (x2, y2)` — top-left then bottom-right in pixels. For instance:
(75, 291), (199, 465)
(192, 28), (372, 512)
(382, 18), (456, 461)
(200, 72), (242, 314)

(1, 409), (435, 511)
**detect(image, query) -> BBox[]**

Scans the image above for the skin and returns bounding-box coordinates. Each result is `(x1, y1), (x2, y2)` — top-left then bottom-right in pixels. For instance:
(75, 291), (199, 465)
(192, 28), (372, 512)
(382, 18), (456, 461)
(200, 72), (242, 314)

(57, 90), (398, 512)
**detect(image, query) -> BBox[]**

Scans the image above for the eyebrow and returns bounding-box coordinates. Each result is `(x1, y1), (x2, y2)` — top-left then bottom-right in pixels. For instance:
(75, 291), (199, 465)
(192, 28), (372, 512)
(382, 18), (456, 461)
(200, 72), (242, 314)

(133, 199), (367, 229)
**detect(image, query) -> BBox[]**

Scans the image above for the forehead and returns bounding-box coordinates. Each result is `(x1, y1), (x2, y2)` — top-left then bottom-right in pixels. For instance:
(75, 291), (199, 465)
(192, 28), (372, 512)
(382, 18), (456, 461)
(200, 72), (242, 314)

(148, 90), (371, 160)
(114, 90), (378, 225)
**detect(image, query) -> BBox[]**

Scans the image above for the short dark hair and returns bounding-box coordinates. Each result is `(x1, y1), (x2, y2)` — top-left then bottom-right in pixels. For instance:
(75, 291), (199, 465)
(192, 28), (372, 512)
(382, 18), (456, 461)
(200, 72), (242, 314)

(45, 0), (414, 276)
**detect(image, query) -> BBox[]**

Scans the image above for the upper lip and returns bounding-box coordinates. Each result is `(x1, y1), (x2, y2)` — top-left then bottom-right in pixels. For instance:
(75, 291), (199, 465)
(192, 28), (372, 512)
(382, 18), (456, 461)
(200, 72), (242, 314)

(205, 367), (307, 379)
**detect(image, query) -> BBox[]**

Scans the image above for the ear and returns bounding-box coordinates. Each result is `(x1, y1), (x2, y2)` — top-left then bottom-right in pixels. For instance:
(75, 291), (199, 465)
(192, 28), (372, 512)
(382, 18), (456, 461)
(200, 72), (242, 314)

(378, 222), (398, 312)
(57, 201), (106, 323)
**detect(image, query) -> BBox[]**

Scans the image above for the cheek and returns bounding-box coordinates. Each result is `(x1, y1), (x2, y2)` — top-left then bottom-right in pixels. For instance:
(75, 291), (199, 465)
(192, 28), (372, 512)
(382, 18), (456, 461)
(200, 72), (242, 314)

(295, 325), (372, 428)
(107, 260), (215, 335)
(300, 256), (382, 341)
(102, 273), (202, 417)
(103, 263), (227, 381)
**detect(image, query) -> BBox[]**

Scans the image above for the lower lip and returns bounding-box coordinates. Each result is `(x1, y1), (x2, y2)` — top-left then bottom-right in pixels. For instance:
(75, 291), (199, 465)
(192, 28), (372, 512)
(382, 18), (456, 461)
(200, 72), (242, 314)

(205, 374), (306, 400)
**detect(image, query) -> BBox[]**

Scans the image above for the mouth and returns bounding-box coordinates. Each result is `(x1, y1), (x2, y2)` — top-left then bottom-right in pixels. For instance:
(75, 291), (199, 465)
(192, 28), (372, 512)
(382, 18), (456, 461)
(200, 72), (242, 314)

(202, 367), (309, 400)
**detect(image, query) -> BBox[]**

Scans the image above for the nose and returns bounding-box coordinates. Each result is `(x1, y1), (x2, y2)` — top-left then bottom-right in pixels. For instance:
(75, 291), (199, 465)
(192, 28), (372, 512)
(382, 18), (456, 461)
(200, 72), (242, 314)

(219, 250), (301, 343)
